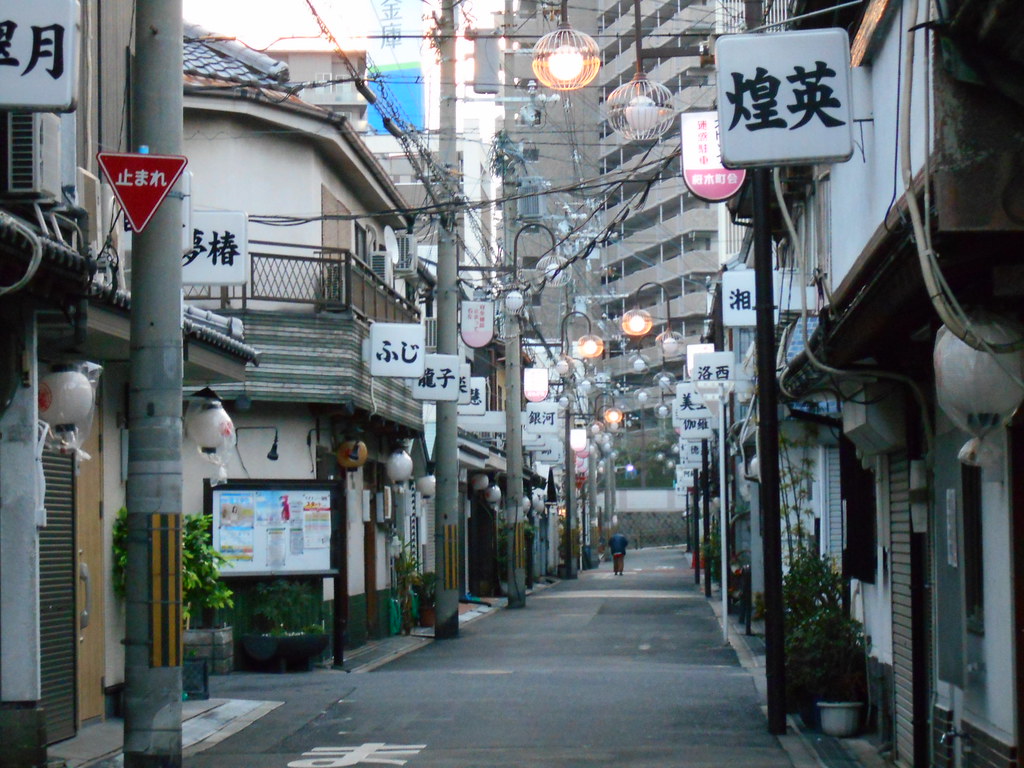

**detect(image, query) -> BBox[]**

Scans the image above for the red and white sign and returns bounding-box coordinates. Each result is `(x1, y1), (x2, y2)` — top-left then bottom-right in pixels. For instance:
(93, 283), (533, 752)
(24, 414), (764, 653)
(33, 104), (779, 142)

(460, 300), (494, 348)
(97, 152), (188, 233)
(681, 112), (745, 202)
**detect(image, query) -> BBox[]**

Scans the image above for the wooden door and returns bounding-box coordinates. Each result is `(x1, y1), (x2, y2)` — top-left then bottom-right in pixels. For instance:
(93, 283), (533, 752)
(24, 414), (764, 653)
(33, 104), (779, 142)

(76, 416), (105, 724)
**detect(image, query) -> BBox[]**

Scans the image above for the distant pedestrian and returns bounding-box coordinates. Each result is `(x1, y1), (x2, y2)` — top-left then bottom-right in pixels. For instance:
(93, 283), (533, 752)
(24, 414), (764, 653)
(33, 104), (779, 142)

(609, 532), (628, 575)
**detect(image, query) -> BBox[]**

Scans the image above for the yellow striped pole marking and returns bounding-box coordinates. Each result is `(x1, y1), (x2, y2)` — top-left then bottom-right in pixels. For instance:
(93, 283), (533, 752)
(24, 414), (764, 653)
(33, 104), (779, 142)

(149, 514), (182, 668)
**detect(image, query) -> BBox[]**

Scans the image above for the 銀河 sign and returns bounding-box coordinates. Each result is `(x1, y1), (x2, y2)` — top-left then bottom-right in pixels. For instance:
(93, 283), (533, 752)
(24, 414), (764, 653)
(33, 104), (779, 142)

(715, 28), (852, 167)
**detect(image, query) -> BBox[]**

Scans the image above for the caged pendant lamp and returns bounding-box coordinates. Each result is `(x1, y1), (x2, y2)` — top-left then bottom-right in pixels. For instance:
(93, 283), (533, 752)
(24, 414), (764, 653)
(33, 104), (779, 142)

(532, 0), (601, 92)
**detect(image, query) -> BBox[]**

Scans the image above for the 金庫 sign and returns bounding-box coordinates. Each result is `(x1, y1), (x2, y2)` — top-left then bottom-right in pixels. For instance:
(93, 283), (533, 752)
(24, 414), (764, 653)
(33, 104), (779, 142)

(0, 0), (79, 111)
(368, 322), (426, 378)
(715, 28), (853, 167)
(411, 354), (461, 402)
(680, 111), (746, 202)
(183, 210), (248, 286)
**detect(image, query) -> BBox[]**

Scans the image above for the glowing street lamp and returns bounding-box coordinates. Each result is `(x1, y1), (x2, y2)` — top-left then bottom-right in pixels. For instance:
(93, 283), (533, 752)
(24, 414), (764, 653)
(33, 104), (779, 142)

(532, 1), (601, 92)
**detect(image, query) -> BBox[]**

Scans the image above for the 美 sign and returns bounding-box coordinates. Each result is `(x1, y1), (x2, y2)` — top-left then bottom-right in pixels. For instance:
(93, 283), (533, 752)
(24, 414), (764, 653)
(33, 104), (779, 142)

(183, 210), (248, 286)
(411, 354), (461, 402)
(681, 111), (746, 202)
(368, 322), (426, 378)
(97, 151), (188, 232)
(673, 382), (713, 439)
(716, 28), (853, 167)
(0, 0), (79, 111)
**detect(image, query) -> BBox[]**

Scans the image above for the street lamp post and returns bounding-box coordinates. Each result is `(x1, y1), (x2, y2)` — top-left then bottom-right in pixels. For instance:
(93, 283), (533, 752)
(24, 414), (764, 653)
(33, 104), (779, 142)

(505, 224), (557, 608)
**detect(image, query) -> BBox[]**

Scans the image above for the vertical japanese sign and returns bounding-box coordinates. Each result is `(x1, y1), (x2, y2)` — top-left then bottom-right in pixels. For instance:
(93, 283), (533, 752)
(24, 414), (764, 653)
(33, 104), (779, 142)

(457, 376), (487, 416)
(365, 0), (424, 132)
(411, 353), (461, 401)
(183, 210), (248, 286)
(0, 0), (79, 111)
(673, 382), (713, 439)
(716, 29), (853, 167)
(368, 322), (426, 378)
(680, 111), (746, 201)
(460, 300), (494, 348)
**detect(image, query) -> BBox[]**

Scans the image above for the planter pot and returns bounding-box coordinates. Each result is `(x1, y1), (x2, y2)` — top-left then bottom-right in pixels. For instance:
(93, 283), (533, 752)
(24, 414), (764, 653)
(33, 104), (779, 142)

(183, 626), (233, 675)
(418, 605), (436, 627)
(241, 633), (329, 672)
(182, 658), (209, 700)
(818, 702), (863, 737)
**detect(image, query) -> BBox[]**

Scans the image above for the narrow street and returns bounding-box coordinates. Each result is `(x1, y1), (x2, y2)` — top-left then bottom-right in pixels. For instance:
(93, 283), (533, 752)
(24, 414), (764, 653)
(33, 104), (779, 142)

(186, 547), (795, 768)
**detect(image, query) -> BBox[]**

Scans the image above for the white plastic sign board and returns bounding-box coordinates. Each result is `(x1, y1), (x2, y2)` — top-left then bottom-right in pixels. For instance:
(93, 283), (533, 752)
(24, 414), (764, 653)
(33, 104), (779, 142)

(411, 353), (461, 401)
(460, 300), (494, 348)
(692, 351), (735, 384)
(716, 28), (853, 167)
(681, 111), (746, 202)
(0, 0), (79, 111)
(458, 410), (505, 433)
(686, 343), (715, 379)
(457, 376), (487, 415)
(673, 382), (713, 438)
(458, 364), (472, 405)
(183, 210), (248, 286)
(368, 322), (426, 377)
(678, 439), (704, 468)
(723, 270), (818, 327)
(524, 402), (560, 434)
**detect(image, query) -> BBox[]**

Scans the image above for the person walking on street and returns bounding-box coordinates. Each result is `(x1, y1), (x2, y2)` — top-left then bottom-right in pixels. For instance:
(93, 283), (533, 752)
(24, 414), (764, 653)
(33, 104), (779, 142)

(609, 531), (628, 575)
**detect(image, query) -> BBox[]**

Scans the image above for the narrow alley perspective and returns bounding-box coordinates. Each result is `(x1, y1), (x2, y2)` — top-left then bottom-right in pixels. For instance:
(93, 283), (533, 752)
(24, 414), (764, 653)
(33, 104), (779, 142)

(63, 548), (885, 768)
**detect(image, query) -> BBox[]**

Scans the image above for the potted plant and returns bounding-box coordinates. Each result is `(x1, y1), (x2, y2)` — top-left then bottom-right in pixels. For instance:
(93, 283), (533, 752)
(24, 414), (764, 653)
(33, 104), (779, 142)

(415, 572), (437, 627)
(241, 579), (329, 672)
(113, 508), (234, 695)
(784, 546), (867, 736)
(393, 543), (421, 635)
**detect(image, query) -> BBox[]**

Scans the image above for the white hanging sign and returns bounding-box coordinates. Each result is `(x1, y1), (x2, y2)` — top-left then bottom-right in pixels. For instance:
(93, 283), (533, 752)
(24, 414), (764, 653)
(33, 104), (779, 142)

(460, 300), (495, 348)
(691, 352), (735, 385)
(686, 343), (715, 379)
(411, 354), (461, 402)
(368, 322), (426, 378)
(457, 376), (487, 416)
(523, 367), (549, 403)
(722, 269), (818, 327)
(681, 111), (746, 202)
(183, 210), (248, 286)
(0, 0), (79, 111)
(524, 402), (561, 434)
(716, 28), (853, 167)
(678, 439), (705, 468)
(673, 381), (713, 439)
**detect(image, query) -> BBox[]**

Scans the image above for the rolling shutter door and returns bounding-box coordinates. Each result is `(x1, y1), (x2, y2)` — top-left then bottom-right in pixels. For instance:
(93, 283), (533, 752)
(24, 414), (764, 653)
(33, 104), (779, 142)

(824, 447), (843, 560)
(39, 452), (77, 744)
(889, 454), (913, 766)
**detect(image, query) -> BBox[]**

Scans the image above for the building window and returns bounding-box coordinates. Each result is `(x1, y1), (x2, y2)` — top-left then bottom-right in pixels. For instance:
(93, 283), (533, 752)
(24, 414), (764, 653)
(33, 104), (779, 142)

(354, 224), (368, 261)
(962, 464), (984, 634)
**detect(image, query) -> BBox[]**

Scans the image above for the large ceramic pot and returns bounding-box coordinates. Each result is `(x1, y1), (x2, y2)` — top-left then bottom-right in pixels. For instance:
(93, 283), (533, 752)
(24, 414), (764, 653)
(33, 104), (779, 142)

(818, 701), (864, 737)
(241, 633), (329, 672)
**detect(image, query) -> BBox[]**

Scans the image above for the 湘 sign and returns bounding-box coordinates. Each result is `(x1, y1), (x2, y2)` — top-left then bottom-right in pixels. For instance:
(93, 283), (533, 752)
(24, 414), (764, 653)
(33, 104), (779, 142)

(715, 28), (853, 167)
(97, 151), (188, 232)
(0, 0), (79, 111)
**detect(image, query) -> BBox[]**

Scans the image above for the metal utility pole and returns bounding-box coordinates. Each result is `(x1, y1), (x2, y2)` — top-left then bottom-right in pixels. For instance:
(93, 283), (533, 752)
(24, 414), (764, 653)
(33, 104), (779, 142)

(753, 167), (786, 733)
(123, 1), (185, 766)
(702, 440), (712, 598)
(433, 0), (461, 638)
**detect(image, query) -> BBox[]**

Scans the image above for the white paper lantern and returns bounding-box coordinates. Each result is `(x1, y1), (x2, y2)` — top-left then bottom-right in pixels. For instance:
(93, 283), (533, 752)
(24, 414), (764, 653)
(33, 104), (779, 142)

(471, 473), (490, 492)
(483, 484), (502, 505)
(385, 450), (414, 483)
(415, 474), (436, 498)
(185, 400), (234, 451)
(38, 369), (94, 427)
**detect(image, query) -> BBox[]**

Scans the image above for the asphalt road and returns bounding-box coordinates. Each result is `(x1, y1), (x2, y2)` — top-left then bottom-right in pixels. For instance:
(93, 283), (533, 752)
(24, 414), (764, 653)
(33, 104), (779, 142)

(188, 547), (793, 768)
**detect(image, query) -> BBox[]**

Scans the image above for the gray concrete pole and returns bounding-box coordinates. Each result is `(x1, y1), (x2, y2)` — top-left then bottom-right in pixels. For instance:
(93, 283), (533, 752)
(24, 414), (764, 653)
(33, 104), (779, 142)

(564, 411), (577, 578)
(433, 0), (460, 638)
(504, 307), (526, 606)
(123, 2), (185, 766)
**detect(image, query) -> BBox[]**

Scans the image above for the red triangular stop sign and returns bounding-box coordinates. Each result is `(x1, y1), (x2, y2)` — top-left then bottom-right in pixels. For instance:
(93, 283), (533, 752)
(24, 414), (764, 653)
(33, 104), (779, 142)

(97, 152), (188, 233)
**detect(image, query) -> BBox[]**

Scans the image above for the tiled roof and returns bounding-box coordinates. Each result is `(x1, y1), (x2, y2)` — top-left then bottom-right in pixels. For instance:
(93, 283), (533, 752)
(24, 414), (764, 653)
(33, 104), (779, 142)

(184, 23), (289, 89)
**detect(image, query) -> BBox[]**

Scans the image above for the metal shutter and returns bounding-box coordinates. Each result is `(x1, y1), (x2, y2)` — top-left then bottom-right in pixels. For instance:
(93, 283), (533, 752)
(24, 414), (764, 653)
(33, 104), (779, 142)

(889, 454), (913, 766)
(824, 447), (843, 559)
(39, 452), (77, 743)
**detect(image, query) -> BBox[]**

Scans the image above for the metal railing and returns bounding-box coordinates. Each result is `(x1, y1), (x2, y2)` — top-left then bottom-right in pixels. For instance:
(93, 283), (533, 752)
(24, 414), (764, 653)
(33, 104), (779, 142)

(185, 241), (419, 324)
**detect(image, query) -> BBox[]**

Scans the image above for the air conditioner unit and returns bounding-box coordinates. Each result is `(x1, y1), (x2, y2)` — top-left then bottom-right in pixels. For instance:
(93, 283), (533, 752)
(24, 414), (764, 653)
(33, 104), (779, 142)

(518, 177), (546, 220)
(5, 112), (62, 201)
(76, 168), (103, 249)
(394, 233), (418, 277)
(369, 247), (393, 285)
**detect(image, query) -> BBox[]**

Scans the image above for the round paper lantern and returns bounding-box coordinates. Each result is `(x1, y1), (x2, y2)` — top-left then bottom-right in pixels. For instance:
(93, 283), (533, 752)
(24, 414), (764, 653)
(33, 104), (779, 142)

(385, 449), (414, 483)
(337, 440), (368, 470)
(39, 369), (94, 428)
(185, 399), (234, 451)
(416, 474), (436, 498)
(483, 484), (502, 505)
(471, 473), (490, 492)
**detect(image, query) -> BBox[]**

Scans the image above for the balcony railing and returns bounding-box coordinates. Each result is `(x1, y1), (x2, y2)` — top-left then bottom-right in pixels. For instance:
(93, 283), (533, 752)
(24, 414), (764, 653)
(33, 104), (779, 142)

(185, 241), (419, 324)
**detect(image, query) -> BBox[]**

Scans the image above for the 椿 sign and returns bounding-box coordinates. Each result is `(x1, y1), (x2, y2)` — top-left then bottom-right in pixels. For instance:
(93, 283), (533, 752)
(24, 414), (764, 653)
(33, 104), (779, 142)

(681, 111), (745, 201)
(97, 151), (188, 232)
(0, 0), (79, 111)
(715, 28), (853, 167)
(183, 210), (248, 286)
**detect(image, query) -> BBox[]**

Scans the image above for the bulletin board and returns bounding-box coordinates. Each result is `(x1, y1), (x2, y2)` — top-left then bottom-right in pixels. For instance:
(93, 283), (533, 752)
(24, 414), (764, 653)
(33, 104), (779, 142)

(205, 480), (338, 576)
